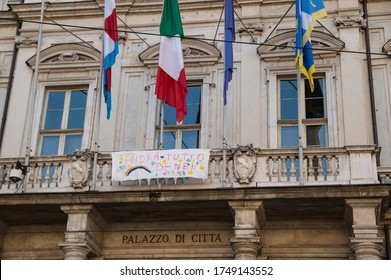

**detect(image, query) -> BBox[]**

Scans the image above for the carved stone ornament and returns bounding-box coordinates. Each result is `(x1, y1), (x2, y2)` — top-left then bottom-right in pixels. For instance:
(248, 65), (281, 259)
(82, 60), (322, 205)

(233, 145), (257, 184)
(68, 150), (92, 188)
(335, 13), (366, 29)
(15, 35), (38, 47)
(237, 23), (264, 35)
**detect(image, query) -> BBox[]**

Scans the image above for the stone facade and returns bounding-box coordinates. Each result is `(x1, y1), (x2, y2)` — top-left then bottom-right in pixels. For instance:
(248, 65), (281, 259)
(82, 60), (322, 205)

(0, 0), (390, 260)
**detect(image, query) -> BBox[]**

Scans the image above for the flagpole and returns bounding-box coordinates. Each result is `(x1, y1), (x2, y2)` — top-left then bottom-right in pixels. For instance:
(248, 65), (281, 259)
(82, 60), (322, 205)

(297, 71), (304, 185)
(159, 101), (164, 150)
(91, 30), (105, 192)
(22, 0), (45, 192)
(222, 93), (226, 188)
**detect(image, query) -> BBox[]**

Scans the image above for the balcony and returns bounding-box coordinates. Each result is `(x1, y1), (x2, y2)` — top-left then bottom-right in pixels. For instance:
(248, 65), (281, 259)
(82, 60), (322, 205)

(0, 145), (380, 194)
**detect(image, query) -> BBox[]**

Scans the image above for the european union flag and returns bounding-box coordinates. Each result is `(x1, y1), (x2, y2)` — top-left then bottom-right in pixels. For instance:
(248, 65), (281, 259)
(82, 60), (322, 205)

(295, 0), (327, 92)
(224, 0), (235, 106)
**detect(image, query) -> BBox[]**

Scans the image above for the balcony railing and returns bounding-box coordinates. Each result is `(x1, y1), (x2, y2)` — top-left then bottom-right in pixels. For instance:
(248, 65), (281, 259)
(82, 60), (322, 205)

(0, 145), (380, 194)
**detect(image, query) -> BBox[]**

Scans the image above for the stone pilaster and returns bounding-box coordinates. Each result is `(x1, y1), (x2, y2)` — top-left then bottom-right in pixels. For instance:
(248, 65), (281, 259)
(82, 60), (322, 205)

(228, 201), (265, 259)
(0, 220), (8, 257)
(335, 2), (372, 146)
(384, 209), (391, 260)
(59, 205), (106, 260)
(346, 199), (384, 260)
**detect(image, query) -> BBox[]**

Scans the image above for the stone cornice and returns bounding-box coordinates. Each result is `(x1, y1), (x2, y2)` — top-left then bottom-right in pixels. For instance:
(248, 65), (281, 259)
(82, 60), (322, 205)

(0, 185), (389, 206)
(9, 1), (102, 20)
(0, 11), (17, 28)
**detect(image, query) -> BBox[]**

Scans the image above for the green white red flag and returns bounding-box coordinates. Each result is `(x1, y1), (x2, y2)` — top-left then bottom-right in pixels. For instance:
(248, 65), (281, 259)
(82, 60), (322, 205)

(155, 0), (188, 123)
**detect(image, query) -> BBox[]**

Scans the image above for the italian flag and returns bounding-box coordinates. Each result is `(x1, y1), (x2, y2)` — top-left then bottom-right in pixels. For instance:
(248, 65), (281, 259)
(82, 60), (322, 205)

(155, 0), (188, 123)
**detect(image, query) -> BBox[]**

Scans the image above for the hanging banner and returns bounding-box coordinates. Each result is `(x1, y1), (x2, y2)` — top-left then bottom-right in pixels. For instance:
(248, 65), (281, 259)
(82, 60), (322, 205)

(112, 149), (210, 181)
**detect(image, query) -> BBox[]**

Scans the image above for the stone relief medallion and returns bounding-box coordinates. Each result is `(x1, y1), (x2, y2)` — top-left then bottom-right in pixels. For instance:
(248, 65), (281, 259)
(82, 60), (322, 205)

(233, 145), (257, 184)
(68, 150), (92, 188)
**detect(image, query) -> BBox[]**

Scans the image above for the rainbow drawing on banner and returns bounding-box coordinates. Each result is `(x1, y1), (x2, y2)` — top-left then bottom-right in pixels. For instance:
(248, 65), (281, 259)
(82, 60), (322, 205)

(125, 166), (152, 176)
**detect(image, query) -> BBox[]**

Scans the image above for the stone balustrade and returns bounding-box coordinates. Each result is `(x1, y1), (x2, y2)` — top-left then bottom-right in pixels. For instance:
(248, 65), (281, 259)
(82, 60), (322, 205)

(0, 145), (380, 193)
(377, 167), (391, 184)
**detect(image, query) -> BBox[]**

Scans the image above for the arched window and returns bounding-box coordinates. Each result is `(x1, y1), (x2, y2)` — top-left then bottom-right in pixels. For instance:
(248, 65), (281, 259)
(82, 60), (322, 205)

(258, 30), (345, 148)
(26, 43), (101, 155)
(139, 39), (221, 150)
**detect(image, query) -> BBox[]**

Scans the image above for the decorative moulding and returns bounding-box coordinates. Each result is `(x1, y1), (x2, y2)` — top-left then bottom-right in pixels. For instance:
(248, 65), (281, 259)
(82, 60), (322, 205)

(383, 39), (391, 55)
(334, 13), (366, 29)
(257, 30), (345, 61)
(26, 43), (101, 71)
(139, 38), (221, 67)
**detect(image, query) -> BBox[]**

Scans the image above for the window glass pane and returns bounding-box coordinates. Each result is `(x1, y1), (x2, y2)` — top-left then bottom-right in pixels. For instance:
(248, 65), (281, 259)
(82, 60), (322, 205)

(44, 91), (65, 129)
(280, 80), (297, 98)
(47, 91), (65, 109)
(280, 80), (298, 120)
(67, 90), (87, 129)
(181, 130), (200, 149)
(306, 125), (326, 147)
(183, 85), (201, 125)
(64, 134), (82, 154)
(68, 110), (86, 129)
(305, 78), (324, 119)
(41, 136), (60, 155)
(281, 99), (298, 120)
(161, 104), (177, 125)
(158, 131), (177, 150)
(281, 126), (298, 147)
(69, 90), (87, 109)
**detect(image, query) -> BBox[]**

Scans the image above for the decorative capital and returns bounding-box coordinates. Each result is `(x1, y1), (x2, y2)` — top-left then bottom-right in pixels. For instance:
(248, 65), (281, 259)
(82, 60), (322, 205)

(230, 236), (261, 260)
(15, 35), (38, 47)
(350, 238), (384, 260)
(334, 13), (366, 29)
(68, 150), (92, 189)
(58, 241), (92, 260)
(238, 23), (264, 35)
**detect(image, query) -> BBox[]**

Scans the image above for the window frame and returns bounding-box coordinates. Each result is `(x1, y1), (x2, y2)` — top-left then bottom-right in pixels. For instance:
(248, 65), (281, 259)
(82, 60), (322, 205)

(155, 80), (203, 150)
(267, 67), (337, 149)
(39, 87), (88, 155)
(277, 75), (328, 148)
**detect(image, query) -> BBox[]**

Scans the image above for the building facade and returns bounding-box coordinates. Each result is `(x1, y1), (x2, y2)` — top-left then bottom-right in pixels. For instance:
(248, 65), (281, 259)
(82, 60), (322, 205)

(0, 0), (390, 259)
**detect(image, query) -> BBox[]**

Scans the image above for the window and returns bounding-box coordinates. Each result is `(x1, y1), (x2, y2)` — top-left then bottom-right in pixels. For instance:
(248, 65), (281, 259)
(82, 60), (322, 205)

(40, 88), (87, 155)
(156, 82), (201, 149)
(278, 77), (327, 148)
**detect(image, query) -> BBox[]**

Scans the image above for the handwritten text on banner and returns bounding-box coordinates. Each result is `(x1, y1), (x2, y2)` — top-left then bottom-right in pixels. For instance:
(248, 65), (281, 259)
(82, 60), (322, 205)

(112, 149), (210, 181)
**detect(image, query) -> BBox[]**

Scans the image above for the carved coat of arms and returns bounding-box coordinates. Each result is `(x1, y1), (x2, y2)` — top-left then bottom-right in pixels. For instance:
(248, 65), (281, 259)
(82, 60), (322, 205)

(68, 150), (92, 188)
(233, 145), (257, 184)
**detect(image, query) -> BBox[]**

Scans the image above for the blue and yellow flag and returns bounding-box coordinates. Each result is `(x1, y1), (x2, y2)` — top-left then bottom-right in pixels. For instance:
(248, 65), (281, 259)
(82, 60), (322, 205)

(295, 0), (327, 92)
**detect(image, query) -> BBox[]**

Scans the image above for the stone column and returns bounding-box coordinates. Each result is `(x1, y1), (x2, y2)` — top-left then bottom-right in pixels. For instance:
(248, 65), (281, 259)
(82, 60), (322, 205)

(229, 201), (265, 259)
(346, 199), (384, 260)
(59, 205), (106, 260)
